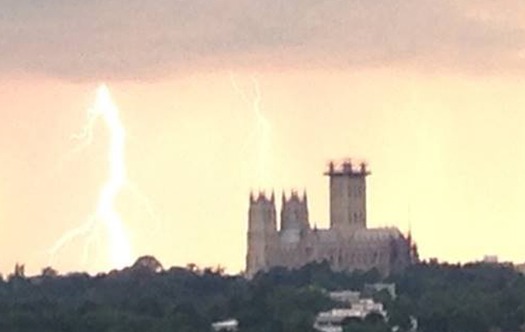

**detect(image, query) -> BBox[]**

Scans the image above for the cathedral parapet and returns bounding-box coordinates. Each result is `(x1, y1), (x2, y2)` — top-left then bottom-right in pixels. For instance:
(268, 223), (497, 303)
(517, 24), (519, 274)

(325, 160), (371, 177)
(281, 190), (307, 203)
(250, 191), (275, 204)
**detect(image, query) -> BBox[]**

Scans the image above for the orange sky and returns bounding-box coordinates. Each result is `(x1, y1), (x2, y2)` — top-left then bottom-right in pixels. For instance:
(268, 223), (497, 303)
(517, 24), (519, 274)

(1, 69), (525, 275)
(1, 1), (525, 276)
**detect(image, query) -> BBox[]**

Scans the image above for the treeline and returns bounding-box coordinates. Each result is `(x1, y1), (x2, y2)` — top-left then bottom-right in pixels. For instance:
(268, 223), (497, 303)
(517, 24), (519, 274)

(0, 258), (524, 332)
(389, 262), (525, 332)
(0, 260), (336, 332)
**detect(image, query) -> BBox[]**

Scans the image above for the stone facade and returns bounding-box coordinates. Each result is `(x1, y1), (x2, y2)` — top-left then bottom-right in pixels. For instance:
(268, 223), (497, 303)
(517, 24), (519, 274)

(246, 160), (418, 278)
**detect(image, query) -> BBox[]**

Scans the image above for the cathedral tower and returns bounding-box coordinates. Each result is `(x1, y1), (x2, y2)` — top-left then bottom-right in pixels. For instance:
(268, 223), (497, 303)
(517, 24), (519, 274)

(246, 192), (277, 278)
(280, 191), (310, 233)
(325, 160), (370, 234)
(279, 191), (310, 247)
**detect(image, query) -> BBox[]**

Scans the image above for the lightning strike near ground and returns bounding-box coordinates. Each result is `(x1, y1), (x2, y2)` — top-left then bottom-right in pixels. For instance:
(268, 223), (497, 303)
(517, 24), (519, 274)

(50, 85), (133, 270)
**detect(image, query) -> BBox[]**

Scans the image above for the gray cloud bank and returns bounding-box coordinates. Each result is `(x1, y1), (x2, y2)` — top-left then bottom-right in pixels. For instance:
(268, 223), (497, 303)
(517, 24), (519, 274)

(1, 0), (524, 80)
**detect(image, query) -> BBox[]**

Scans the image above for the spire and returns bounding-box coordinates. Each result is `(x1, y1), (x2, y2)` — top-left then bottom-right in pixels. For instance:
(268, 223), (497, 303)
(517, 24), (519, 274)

(328, 161), (335, 174)
(360, 162), (368, 174)
(291, 189), (298, 200)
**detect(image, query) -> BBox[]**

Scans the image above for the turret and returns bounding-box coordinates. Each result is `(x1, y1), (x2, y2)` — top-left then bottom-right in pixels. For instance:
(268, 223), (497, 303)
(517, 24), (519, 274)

(325, 160), (370, 235)
(246, 191), (277, 278)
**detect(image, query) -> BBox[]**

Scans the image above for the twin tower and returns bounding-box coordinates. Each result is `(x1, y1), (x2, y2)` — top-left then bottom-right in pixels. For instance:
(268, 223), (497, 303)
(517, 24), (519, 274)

(246, 160), (375, 277)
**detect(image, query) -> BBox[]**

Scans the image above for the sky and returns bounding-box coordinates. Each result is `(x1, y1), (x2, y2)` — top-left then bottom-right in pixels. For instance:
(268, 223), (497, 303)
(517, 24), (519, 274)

(1, 0), (525, 275)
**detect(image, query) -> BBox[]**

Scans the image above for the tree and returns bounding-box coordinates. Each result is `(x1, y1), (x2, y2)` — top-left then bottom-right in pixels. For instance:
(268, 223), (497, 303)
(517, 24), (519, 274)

(41, 267), (58, 278)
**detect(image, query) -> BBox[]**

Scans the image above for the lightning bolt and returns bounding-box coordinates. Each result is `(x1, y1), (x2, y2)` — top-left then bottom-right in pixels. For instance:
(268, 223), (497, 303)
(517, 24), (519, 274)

(229, 74), (272, 189)
(50, 84), (133, 270)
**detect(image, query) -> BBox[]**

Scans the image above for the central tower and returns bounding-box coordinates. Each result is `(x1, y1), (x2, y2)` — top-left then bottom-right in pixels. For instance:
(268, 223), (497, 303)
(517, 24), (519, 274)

(325, 160), (370, 234)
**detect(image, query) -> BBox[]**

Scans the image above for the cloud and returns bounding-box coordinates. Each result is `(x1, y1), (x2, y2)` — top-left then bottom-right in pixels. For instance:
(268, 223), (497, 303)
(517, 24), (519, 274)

(1, 0), (524, 80)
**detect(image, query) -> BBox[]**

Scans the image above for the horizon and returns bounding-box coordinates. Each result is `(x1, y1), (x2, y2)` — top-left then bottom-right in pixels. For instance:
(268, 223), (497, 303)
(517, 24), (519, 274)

(3, 253), (517, 279)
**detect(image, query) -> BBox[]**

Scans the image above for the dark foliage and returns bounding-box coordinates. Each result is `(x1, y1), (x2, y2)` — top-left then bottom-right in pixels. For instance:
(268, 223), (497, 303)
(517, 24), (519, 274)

(1, 259), (524, 332)
(388, 261), (525, 332)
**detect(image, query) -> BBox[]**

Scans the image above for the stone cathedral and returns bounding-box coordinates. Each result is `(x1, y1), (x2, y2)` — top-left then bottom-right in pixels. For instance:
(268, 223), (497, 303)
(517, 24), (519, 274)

(246, 160), (418, 278)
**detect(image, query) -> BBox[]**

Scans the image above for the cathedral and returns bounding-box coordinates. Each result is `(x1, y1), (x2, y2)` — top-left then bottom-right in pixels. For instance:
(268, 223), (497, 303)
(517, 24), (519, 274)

(246, 159), (418, 278)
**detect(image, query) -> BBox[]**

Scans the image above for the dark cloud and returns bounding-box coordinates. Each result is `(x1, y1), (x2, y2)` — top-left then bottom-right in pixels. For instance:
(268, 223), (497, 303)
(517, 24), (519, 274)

(1, 0), (524, 80)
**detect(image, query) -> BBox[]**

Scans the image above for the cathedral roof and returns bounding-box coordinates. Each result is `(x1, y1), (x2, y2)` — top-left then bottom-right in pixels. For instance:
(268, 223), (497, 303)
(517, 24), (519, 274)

(352, 227), (403, 242)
